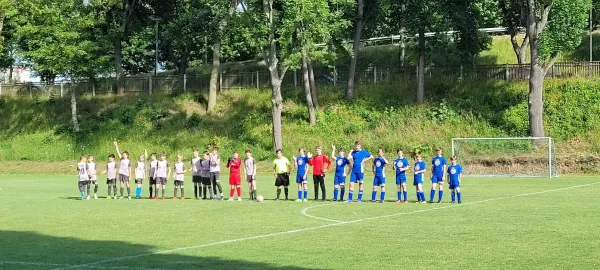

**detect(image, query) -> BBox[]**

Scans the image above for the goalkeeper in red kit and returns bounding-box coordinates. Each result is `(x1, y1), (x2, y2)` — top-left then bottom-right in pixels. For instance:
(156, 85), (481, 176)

(308, 146), (332, 201)
(227, 150), (243, 201)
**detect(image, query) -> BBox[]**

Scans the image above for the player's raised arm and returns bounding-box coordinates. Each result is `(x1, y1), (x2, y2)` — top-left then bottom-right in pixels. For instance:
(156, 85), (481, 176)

(114, 140), (122, 159)
(331, 145), (336, 160)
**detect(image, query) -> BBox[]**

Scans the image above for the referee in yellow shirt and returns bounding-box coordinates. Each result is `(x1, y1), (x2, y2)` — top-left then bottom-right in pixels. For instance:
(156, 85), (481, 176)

(273, 149), (291, 200)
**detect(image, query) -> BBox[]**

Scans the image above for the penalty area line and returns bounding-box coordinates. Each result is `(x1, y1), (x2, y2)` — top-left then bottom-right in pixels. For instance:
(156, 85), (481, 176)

(0, 260), (170, 270)
(54, 181), (600, 270)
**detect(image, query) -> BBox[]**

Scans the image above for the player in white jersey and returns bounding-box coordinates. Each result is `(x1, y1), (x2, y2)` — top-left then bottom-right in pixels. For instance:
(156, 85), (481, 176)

(244, 150), (258, 201)
(134, 154), (146, 199)
(114, 140), (132, 200)
(149, 153), (158, 199)
(102, 154), (118, 199)
(190, 148), (203, 199)
(86, 155), (98, 200)
(77, 156), (89, 200)
(209, 147), (224, 200)
(173, 153), (186, 200)
(154, 152), (171, 200)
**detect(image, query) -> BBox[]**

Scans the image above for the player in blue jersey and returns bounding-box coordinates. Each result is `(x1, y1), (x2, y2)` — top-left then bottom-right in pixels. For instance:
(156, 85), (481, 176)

(447, 156), (463, 203)
(430, 148), (447, 203)
(331, 145), (350, 201)
(292, 148), (310, 202)
(393, 149), (409, 203)
(347, 141), (374, 203)
(371, 148), (388, 203)
(413, 154), (427, 203)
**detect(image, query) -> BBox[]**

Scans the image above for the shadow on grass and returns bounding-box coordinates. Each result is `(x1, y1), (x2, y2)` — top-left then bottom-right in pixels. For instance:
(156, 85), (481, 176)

(0, 230), (318, 270)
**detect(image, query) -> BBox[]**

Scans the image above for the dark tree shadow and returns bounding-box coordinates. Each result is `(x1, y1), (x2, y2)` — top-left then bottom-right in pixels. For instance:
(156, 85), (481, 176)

(0, 230), (319, 270)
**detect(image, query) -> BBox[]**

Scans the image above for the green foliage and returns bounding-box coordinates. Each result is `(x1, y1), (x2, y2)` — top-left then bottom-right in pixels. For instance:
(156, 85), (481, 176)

(428, 99), (459, 123)
(539, 0), (593, 61)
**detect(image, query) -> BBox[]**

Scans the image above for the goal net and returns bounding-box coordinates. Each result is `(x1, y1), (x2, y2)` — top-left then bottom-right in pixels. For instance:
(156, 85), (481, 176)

(451, 137), (558, 178)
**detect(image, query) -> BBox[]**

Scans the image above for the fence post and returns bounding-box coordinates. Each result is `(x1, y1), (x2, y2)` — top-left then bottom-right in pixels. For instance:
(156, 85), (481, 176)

(552, 65), (555, 78)
(149, 76), (153, 95)
(0, 83), (2, 96)
(333, 67), (337, 87)
(28, 83), (32, 99)
(183, 74), (187, 92)
(60, 82), (64, 97)
(92, 83), (96, 97)
(256, 71), (260, 89)
(374, 66), (377, 84)
(505, 64), (509, 80)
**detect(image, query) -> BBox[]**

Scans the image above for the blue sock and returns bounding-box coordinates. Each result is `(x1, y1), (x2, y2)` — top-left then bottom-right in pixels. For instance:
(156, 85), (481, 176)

(457, 192), (462, 203)
(137, 187), (141, 197)
(340, 188), (345, 200)
(333, 188), (339, 200)
(438, 190), (444, 202)
(298, 190), (302, 200)
(451, 191), (456, 202)
(371, 190), (377, 201)
(419, 192), (425, 202)
(403, 191), (407, 201)
(380, 191), (385, 201)
(81, 192), (85, 198)
(430, 189), (435, 202)
(304, 189), (308, 199)
(416, 191), (420, 201)
(348, 190), (354, 201)
(358, 190), (363, 201)
(397, 191), (401, 201)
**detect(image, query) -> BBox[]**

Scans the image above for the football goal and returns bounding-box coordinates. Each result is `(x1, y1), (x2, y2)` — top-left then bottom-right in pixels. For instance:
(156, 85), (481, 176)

(451, 137), (558, 178)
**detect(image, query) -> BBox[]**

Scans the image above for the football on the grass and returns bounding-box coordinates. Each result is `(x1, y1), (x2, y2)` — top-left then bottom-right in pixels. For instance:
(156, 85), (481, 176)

(256, 195), (264, 202)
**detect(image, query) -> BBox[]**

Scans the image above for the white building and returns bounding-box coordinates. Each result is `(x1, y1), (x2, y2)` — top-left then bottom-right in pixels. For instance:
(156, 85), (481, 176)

(0, 67), (31, 83)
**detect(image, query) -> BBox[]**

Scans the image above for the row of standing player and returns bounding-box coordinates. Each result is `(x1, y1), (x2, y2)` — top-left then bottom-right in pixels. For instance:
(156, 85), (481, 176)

(76, 140), (463, 203)
(76, 141), (256, 201)
(273, 141), (463, 203)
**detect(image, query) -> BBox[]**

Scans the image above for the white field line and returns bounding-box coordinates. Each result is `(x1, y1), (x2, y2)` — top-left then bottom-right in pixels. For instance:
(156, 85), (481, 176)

(53, 181), (600, 270)
(300, 204), (345, 223)
(0, 261), (170, 270)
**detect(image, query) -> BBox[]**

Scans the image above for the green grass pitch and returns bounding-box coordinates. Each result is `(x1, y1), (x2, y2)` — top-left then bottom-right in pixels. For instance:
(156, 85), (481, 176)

(0, 174), (599, 270)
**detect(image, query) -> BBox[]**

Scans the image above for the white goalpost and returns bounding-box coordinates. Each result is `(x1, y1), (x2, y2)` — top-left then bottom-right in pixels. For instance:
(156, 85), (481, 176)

(451, 137), (558, 178)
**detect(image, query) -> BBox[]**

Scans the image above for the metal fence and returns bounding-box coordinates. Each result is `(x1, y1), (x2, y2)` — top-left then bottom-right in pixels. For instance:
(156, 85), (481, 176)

(1, 62), (599, 98)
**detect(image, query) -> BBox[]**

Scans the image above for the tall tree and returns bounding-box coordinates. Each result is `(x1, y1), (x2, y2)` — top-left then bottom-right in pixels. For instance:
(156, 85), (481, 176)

(500, 0), (529, 64)
(345, 0), (378, 100)
(207, 0), (238, 114)
(526, 0), (591, 136)
(280, 0), (352, 126)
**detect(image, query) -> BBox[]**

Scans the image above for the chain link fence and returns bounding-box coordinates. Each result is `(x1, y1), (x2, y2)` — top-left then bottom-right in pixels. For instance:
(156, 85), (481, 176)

(1, 62), (599, 98)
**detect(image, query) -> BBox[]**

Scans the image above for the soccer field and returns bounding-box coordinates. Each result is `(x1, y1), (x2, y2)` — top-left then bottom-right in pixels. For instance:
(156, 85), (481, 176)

(1, 175), (599, 270)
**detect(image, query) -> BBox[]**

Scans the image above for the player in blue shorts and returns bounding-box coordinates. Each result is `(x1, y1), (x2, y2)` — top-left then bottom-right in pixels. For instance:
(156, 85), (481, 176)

(393, 149), (409, 203)
(413, 154), (426, 203)
(430, 148), (447, 203)
(331, 145), (350, 201)
(347, 141), (374, 203)
(447, 156), (463, 203)
(371, 148), (388, 203)
(293, 148), (310, 202)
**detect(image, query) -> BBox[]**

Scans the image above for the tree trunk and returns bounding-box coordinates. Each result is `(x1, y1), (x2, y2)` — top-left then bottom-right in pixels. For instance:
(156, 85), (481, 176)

(270, 69), (284, 150)
(307, 58), (319, 109)
(399, 30), (406, 67)
(510, 35), (529, 64)
(302, 54), (316, 126)
(346, 0), (364, 100)
(8, 66), (12, 83)
(207, 39), (220, 113)
(417, 25), (425, 104)
(114, 38), (125, 95)
(528, 64), (545, 137)
(264, 0), (285, 151)
(71, 89), (80, 132)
